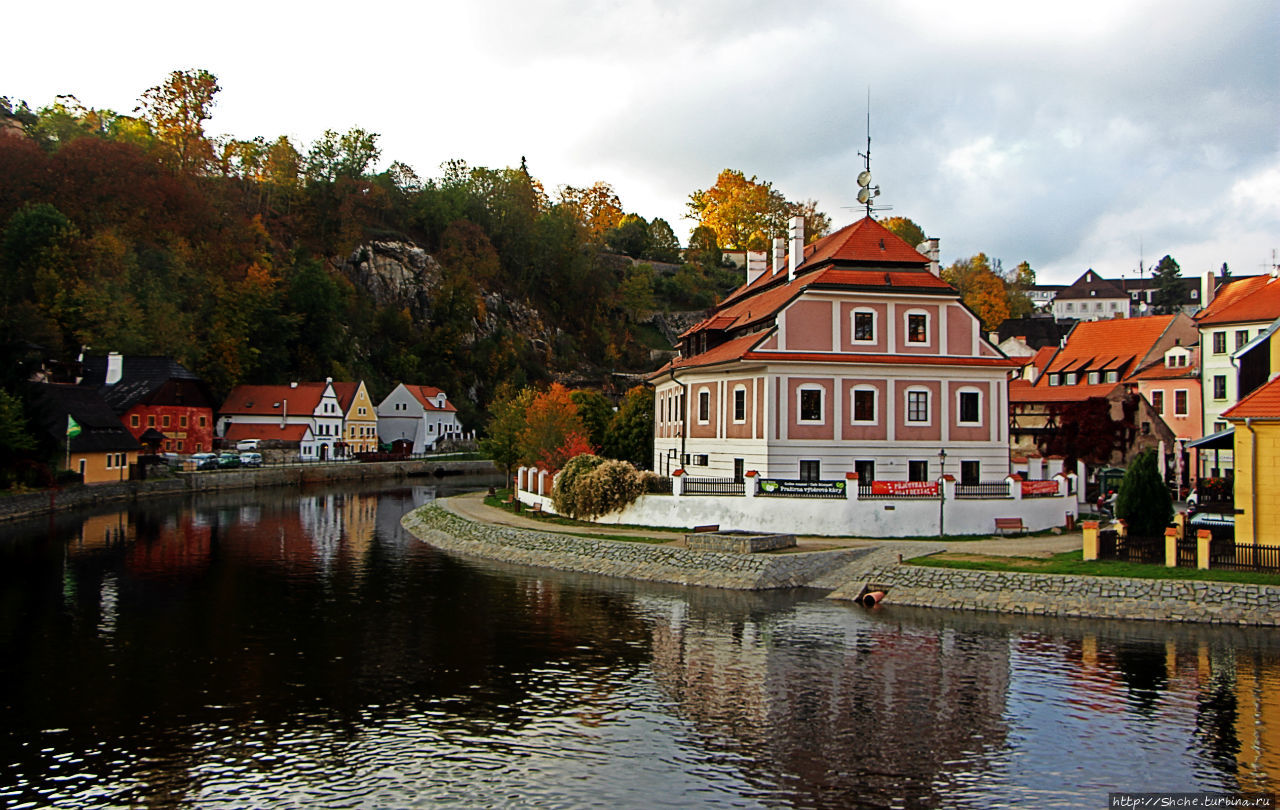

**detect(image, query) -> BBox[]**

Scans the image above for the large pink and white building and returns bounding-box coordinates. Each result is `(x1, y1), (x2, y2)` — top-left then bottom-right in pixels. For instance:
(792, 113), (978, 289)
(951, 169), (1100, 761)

(650, 216), (1018, 486)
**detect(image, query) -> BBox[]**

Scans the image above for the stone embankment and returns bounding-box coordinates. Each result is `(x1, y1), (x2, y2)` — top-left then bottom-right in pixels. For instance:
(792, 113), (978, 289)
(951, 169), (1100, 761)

(0, 459), (498, 524)
(406, 500), (1280, 626)
(402, 505), (873, 590)
(831, 564), (1280, 626)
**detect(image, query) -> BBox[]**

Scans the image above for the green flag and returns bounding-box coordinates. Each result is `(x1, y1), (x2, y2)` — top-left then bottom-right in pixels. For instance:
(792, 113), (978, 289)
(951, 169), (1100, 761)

(66, 415), (82, 438)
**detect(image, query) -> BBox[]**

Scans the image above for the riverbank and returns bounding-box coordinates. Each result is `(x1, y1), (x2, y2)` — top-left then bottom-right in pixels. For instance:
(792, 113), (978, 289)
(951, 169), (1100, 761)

(403, 494), (1280, 626)
(0, 458), (499, 524)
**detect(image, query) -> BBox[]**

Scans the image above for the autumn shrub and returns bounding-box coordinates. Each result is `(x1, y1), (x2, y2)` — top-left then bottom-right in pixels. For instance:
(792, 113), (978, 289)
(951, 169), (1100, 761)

(552, 453), (646, 519)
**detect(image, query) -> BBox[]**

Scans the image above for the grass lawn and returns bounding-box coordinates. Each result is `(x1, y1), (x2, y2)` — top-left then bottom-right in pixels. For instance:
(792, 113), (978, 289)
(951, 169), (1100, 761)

(915, 550), (1280, 587)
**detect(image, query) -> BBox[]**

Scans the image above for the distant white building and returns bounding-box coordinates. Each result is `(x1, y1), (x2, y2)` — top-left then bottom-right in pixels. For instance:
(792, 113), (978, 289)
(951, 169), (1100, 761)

(376, 384), (463, 453)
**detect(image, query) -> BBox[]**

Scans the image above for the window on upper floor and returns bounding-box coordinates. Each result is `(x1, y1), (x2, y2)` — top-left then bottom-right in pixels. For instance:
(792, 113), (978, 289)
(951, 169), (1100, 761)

(130, 414), (139, 428)
(1175, 389), (1188, 416)
(853, 310), (875, 342)
(1213, 331), (1227, 354)
(1065, 302), (1074, 312)
(1065, 372), (1078, 385)
(698, 390), (710, 423)
(1048, 374), (1062, 386)
(798, 387), (823, 422)
(1150, 390), (1164, 415)
(1105, 370), (1119, 383)
(1213, 375), (1227, 399)
(906, 312), (928, 344)
(1236, 330), (1249, 350)
(958, 390), (981, 424)
(1087, 371), (1100, 384)
(906, 389), (929, 423)
(851, 388), (876, 423)
(732, 387), (746, 423)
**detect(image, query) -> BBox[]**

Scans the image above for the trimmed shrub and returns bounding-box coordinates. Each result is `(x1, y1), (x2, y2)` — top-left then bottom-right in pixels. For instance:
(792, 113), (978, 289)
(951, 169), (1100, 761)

(1115, 449), (1173, 537)
(552, 453), (646, 519)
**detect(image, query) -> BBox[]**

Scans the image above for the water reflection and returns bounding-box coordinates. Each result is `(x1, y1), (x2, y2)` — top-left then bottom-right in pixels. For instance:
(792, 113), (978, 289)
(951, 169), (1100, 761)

(0, 482), (1276, 808)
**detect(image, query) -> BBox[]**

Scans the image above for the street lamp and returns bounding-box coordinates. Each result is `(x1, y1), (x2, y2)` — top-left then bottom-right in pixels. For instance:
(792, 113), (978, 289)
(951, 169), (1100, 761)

(937, 448), (947, 538)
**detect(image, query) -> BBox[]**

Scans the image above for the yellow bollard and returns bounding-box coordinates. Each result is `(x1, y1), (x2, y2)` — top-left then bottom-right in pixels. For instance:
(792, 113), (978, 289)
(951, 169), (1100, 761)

(1196, 529), (1212, 570)
(1082, 520), (1099, 561)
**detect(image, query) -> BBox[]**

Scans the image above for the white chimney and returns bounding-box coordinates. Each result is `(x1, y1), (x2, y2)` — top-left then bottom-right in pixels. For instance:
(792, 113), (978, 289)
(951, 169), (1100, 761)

(105, 352), (123, 385)
(917, 238), (941, 277)
(745, 251), (768, 285)
(1203, 271), (1216, 305)
(290, 381), (298, 388)
(788, 216), (804, 280)
(772, 237), (785, 276)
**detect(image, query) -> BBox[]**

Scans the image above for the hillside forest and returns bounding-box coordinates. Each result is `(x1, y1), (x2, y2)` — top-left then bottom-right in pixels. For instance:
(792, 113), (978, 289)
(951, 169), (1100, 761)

(0, 69), (1041, 441)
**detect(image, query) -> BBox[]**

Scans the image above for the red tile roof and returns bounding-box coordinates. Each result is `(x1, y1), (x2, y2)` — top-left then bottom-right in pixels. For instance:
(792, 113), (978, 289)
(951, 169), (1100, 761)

(1222, 375), (1280, 419)
(1010, 379), (1121, 403)
(405, 385), (457, 412)
(223, 422), (313, 442)
(220, 383), (327, 415)
(1197, 275), (1280, 327)
(1043, 316), (1179, 377)
(331, 381), (364, 411)
(800, 215), (931, 268)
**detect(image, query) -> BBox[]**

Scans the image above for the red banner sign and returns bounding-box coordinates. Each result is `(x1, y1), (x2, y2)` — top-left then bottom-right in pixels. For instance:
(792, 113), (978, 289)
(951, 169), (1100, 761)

(1021, 480), (1060, 496)
(870, 481), (938, 496)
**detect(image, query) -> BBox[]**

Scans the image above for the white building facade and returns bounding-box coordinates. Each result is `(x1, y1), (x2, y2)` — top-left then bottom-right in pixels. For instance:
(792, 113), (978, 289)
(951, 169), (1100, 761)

(376, 384), (463, 453)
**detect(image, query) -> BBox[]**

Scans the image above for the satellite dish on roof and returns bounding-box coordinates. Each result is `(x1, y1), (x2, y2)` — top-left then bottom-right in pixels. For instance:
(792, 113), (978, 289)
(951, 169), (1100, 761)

(857, 170), (872, 188)
(857, 187), (872, 204)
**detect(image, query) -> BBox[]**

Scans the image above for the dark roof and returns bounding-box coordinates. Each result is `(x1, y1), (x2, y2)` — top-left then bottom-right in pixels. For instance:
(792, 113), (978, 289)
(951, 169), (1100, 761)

(27, 382), (142, 454)
(80, 355), (214, 413)
(1054, 269), (1128, 300)
(996, 317), (1074, 349)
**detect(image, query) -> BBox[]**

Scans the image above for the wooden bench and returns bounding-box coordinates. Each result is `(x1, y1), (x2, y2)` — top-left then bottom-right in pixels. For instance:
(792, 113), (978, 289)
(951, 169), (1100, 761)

(527, 503), (543, 516)
(692, 524), (720, 534)
(994, 517), (1026, 536)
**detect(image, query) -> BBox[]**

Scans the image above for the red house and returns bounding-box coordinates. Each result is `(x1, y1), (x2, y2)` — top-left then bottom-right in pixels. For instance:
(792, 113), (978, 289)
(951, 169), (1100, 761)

(82, 354), (217, 454)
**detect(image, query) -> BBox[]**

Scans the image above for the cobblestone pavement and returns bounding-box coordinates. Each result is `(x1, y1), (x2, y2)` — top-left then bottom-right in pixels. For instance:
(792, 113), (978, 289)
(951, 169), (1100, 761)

(441, 492), (1082, 558)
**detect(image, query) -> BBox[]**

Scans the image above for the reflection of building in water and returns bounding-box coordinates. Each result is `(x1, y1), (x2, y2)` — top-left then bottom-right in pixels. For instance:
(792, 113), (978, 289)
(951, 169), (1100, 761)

(643, 598), (1011, 806)
(73, 512), (134, 552)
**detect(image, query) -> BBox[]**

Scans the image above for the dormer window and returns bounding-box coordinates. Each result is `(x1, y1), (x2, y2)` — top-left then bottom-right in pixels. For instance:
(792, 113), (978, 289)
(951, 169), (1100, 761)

(1106, 370), (1119, 383)
(1049, 374), (1062, 386)
(1087, 371), (1100, 384)
(1065, 372), (1078, 385)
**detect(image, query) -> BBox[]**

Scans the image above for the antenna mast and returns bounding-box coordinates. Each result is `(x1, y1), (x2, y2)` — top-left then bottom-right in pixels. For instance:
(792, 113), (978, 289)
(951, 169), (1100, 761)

(856, 90), (887, 217)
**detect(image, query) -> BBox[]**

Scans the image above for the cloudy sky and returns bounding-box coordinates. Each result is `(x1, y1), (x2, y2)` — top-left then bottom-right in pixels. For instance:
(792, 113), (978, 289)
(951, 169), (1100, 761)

(5, 0), (1277, 285)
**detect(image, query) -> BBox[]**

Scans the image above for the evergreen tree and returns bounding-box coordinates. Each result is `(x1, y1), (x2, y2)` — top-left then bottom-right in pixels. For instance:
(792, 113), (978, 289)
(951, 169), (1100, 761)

(1115, 449), (1173, 537)
(1151, 255), (1182, 314)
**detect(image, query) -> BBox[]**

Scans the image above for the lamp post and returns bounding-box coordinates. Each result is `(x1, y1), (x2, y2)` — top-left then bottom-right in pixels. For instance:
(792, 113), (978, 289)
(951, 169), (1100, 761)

(938, 448), (947, 538)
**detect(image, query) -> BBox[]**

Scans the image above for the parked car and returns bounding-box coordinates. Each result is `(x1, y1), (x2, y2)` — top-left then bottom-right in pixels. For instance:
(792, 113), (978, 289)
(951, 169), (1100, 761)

(235, 439), (260, 451)
(217, 452), (241, 469)
(192, 452), (219, 471)
(239, 452), (262, 467)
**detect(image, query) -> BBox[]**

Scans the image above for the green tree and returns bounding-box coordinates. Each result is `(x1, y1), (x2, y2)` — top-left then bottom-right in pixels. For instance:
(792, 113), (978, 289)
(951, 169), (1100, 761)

(605, 214), (649, 258)
(1115, 449), (1173, 537)
(1006, 260), (1036, 318)
(480, 383), (535, 487)
(787, 199), (831, 243)
(880, 216), (926, 249)
(305, 128), (380, 183)
(570, 389), (614, 450)
(603, 385), (654, 467)
(644, 218), (680, 263)
(138, 68), (220, 173)
(1151, 255), (1182, 315)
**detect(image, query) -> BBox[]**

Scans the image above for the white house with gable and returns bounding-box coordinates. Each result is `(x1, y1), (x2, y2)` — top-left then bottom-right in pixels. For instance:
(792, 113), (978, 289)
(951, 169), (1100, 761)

(376, 384), (463, 453)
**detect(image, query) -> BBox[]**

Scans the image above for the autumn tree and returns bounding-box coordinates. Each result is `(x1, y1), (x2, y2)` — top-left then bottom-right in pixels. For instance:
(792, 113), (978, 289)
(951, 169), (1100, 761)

(519, 383), (592, 470)
(943, 253), (1009, 330)
(881, 216), (925, 249)
(687, 169), (790, 250)
(138, 68), (219, 173)
(787, 199), (831, 243)
(558, 182), (623, 242)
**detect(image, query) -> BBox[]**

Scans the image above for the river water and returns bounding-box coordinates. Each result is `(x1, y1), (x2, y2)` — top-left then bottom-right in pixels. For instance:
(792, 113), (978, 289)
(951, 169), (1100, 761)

(0, 480), (1275, 809)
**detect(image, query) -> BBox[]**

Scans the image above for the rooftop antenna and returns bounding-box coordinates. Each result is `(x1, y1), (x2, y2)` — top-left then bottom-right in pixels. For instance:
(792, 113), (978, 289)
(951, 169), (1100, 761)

(855, 89), (890, 218)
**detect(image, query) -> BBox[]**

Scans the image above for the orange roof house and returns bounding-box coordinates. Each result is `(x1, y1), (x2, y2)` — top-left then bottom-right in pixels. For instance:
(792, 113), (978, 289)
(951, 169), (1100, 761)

(375, 383), (463, 453)
(217, 379), (345, 460)
(649, 214), (1016, 486)
(1222, 375), (1280, 544)
(1008, 314), (1198, 467)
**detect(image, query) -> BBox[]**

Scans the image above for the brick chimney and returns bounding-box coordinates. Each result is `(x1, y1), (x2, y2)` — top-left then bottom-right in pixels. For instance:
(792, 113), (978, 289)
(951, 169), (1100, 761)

(1203, 271), (1216, 305)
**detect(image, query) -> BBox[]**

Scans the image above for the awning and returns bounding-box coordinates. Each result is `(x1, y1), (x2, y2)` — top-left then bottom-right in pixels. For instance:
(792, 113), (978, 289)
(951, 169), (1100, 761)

(1187, 427), (1235, 450)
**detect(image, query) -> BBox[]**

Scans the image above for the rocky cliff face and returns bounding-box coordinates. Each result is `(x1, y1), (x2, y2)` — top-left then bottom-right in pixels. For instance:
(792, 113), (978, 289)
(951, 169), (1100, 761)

(335, 239), (555, 362)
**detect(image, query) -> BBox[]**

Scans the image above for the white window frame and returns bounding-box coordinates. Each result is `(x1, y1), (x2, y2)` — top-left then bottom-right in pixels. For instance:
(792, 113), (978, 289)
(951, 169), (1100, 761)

(1174, 388), (1188, 416)
(905, 387), (931, 425)
(797, 385), (825, 424)
(697, 389), (711, 424)
(956, 388), (983, 425)
(850, 386), (877, 424)
(851, 308), (877, 343)
(904, 309), (931, 345)
(732, 385), (747, 424)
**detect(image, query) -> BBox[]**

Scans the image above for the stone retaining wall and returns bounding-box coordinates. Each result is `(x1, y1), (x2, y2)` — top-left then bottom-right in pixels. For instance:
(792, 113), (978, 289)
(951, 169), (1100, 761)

(402, 505), (870, 590)
(0, 459), (498, 523)
(840, 564), (1280, 626)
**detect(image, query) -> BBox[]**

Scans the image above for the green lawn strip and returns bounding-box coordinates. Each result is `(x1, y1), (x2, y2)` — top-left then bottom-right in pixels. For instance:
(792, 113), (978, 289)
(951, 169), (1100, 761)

(914, 550), (1280, 586)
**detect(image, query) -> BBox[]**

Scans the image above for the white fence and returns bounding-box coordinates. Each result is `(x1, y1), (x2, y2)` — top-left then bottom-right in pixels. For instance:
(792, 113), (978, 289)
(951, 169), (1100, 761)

(515, 466), (1078, 538)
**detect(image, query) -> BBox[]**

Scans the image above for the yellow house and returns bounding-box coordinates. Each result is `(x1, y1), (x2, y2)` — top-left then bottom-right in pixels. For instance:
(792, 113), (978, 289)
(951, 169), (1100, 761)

(30, 382), (141, 484)
(333, 381), (379, 456)
(1221, 375), (1280, 544)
